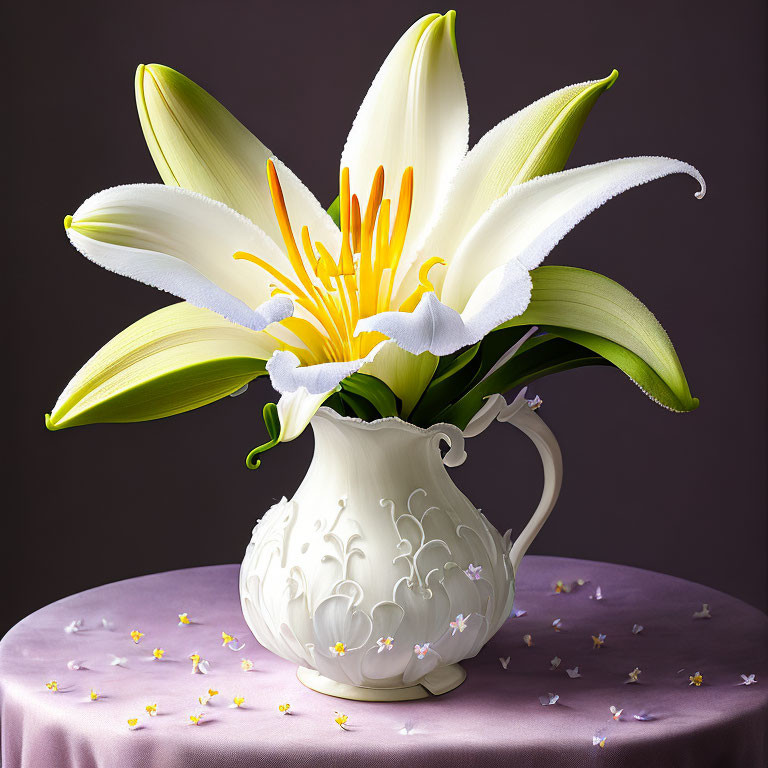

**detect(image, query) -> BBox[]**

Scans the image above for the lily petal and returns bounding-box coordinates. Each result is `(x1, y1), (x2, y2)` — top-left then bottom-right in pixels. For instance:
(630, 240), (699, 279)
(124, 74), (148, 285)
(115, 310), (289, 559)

(341, 12), (468, 250)
(136, 64), (340, 252)
(47, 303), (281, 430)
(266, 343), (389, 396)
(396, 71), (618, 299)
(66, 184), (294, 331)
(276, 388), (334, 442)
(358, 343), (438, 418)
(441, 156), (705, 312)
(356, 258), (532, 357)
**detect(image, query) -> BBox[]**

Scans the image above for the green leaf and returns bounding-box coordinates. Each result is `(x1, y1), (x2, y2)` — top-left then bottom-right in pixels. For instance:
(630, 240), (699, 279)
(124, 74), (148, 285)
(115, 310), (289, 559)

(338, 390), (381, 421)
(327, 196), (341, 228)
(434, 335), (609, 429)
(411, 327), (535, 425)
(340, 373), (399, 418)
(498, 266), (698, 412)
(46, 303), (280, 430)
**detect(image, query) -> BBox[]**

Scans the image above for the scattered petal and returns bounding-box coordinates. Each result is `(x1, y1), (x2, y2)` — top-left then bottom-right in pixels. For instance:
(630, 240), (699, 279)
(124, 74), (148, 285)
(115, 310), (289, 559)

(232, 696), (245, 708)
(130, 630), (144, 644)
(552, 618), (563, 632)
(738, 674), (757, 686)
(278, 703), (291, 715)
(610, 706), (623, 720)
(189, 713), (205, 726)
(189, 652), (210, 674)
(89, 689), (99, 701)
(152, 648), (165, 661)
(632, 624), (644, 635)
(589, 586), (603, 601)
(376, 636), (395, 653)
(566, 666), (581, 679)
(693, 604), (712, 619)
(464, 564), (482, 580)
(550, 656), (561, 670)
(633, 711), (656, 721)
(499, 656), (511, 670)
(538, 692), (559, 706)
(592, 633), (606, 649)
(399, 719), (416, 735)
(330, 641), (347, 657)
(109, 655), (127, 667)
(450, 613), (469, 635)
(511, 609), (527, 618)
(178, 613), (191, 626)
(221, 631), (245, 650)
(241, 658), (255, 671)
(45, 680), (58, 692)
(127, 718), (139, 729)
(145, 703), (157, 716)
(198, 688), (219, 705)
(523, 634), (534, 647)
(553, 579), (587, 594)
(689, 671), (704, 686)
(67, 660), (85, 671)
(65, 619), (83, 634)
(626, 667), (642, 684)
(334, 711), (349, 730)
(527, 395), (543, 411)
(101, 618), (114, 630)
(593, 734), (607, 749)
(414, 643), (431, 659)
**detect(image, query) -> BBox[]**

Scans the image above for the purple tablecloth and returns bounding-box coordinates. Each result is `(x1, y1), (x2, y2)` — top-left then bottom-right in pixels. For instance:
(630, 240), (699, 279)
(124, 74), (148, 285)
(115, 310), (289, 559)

(1, 556), (766, 768)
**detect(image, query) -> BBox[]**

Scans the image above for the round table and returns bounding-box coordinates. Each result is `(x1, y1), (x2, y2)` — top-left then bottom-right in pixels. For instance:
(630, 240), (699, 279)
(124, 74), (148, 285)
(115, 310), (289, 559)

(1, 557), (766, 768)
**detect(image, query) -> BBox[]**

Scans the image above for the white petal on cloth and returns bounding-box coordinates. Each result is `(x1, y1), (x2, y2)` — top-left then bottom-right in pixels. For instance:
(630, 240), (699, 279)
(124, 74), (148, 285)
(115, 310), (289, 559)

(355, 260), (532, 358)
(441, 156), (706, 312)
(136, 64), (341, 254)
(340, 12), (468, 251)
(66, 184), (294, 331)
(394, 74), (619, 301)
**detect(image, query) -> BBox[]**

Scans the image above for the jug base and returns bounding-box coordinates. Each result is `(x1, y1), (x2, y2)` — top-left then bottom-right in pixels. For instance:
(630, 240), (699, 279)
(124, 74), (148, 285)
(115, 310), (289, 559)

(296, 663), (466, 701)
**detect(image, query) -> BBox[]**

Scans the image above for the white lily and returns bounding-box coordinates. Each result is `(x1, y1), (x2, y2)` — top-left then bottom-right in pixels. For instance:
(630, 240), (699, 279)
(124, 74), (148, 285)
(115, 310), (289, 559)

(48, 12), (704, 443)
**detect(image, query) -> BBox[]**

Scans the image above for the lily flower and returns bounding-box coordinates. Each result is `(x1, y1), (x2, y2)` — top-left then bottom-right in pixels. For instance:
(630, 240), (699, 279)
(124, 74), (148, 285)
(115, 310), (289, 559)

(47, 12), (704, 445)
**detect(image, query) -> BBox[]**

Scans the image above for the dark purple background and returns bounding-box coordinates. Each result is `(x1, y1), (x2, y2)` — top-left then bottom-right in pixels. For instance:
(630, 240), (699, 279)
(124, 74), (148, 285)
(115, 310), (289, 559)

(4, 0), (766, 633)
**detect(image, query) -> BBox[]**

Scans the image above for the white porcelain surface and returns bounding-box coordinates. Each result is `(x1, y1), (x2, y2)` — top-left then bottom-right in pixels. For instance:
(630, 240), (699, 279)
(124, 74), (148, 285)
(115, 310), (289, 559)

(240, 404), (561, 692)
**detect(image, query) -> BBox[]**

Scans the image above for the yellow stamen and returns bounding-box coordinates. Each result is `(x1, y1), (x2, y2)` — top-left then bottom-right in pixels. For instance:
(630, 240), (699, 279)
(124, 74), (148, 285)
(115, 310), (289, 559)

(383, 167), (414, 310)
(238, 162), (433, 366)
(399, 257), (446, 312)
(350, 195), (362, 254)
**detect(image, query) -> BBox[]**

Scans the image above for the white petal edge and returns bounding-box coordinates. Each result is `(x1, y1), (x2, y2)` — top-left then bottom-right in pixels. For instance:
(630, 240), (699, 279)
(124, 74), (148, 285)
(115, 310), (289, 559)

(356, 259), (532, 358)
(441, 156), (706, 312)
(395, 73), (619, 302)
(67, 184), (297, 331)
(340, 12), (468, 252)
(267, 342), (391, 396)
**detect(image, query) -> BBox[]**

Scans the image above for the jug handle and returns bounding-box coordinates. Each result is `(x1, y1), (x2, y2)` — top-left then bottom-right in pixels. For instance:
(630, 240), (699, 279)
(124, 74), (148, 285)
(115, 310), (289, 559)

(495, 393), (563, 576)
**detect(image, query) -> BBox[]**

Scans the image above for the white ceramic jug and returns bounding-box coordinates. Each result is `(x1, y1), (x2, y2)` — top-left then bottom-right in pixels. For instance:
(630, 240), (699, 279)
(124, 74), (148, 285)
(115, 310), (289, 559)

(240, 394), (562, 700)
